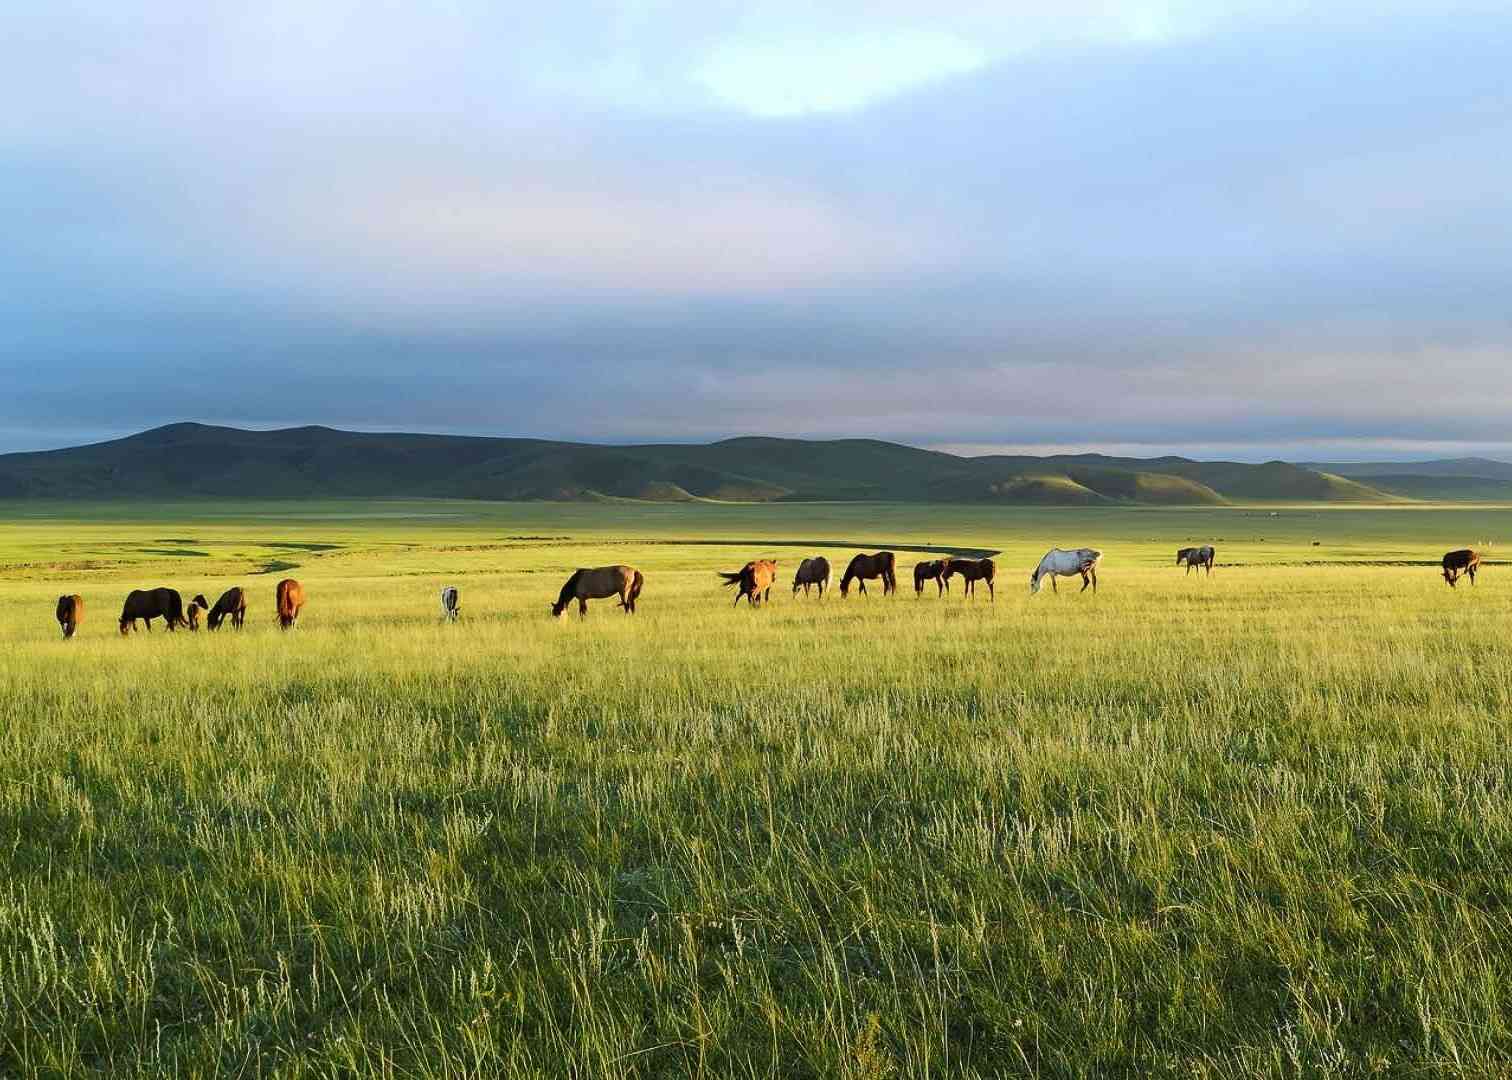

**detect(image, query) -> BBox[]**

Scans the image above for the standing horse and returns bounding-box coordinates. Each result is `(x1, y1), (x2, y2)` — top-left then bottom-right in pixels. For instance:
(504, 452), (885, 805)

(552, 565), (644, 617)
(276, 578), (305, 629)
(185, 594), (209, 631)
(1176, 546), (1215, 575)
(56, 595), (84, 639)
(913, 559), (950, 597)
(119, 587), (188, 634)
(719, 559), (778, 607)
(792, 557), (831, 599)
(440, 585), (461, 621)
(1030, 548), (1102, 594)
(840, 552), (897, 597)
(206, 586), (246, 630)
(944, 557), (995, 600)
(1442, 549), (1482, 587)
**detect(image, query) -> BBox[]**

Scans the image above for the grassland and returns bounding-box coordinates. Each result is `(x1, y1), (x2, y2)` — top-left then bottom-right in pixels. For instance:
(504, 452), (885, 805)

(4, 499), (1512, 1076)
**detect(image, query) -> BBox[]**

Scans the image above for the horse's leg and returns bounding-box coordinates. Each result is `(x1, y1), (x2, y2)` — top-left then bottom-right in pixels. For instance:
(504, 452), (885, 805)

(988, 579), (994, 602)
(1091, 568), (1098, 592)
(1470, 565), (1478, 586)
(578, 597), (588, 618)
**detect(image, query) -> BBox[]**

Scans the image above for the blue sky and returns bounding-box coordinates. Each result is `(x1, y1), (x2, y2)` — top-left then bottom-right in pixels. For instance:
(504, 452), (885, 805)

(2, 2), (1509, 459)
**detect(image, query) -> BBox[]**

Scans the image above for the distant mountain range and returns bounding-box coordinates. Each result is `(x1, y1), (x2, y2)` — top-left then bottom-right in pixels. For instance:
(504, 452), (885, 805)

(0, 423), (1505, 504)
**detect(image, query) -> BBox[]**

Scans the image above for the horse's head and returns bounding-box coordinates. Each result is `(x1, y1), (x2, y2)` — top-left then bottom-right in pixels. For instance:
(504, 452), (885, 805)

(1029, 571), (1042, 594)
(550, 600), (566, 618)
(119, 618), (132, 635)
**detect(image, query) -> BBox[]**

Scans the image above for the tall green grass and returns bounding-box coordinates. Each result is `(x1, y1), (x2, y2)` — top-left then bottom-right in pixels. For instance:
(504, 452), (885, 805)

(3, 501), (1511, 1075)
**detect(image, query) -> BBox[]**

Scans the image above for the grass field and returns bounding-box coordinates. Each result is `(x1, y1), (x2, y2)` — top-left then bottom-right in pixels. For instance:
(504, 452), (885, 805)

(4, 499), (1512, 1076)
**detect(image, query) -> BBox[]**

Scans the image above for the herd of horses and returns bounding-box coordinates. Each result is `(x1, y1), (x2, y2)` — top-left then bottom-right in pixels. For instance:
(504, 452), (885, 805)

(49, 547), (1489, 637)
(54, 578), (304, 639)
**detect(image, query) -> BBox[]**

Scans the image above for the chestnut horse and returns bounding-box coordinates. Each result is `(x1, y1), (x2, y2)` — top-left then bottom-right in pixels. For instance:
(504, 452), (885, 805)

(943, 557), (995, 600)
(792, 557), (831, 598)
(840, 552), (896, 597)
(552, 565), (643, 617)
(207, 586), (246, 630)
(720, 559), (778, 607)
(186, 594), (209, 631)
(56, 594), (84, 639)
(913, 559), (950, 597)
(276, 578), (305, 629)
(1442, 549), (1482, 587)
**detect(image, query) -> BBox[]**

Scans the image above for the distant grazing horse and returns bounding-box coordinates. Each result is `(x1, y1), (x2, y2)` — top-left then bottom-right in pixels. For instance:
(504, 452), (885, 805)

(1442, 549), (1482, 588)
(119, 587), (187, 634)
(914, 559), (950, 597)
(720, 559), (778, 607)
(206, 586), (246, 631)
(56, 595), (83, 639)
(840, 552), (897, 597)
(552, 565), (643, 618)
(440, 585), (460, 621)
(1030, 548), (1102, 594)
(1177, 546), (1215, 575)
(792, 557), (831, 598)
(944, 557), (996, 600)
(275, 578), (305, 629)
(185, 594), (209, 631)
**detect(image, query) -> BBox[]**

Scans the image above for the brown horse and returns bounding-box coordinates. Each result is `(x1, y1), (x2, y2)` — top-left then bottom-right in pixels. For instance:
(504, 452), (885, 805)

(276, 578), (305, 629)
(207, 586), (247, 630)
(943, 557), (995, 600)
(119, 587), (187, 634)
(792, 556), (831, 598)
(185, 594), (209, 631)
(840, 552), (896, 597)
(913, 559), (950, 597)
(56, 595), (84, 639)
(1443, 549), (1482, 587)
(552, 565), (644, 617)
(720, 559), (778, 607)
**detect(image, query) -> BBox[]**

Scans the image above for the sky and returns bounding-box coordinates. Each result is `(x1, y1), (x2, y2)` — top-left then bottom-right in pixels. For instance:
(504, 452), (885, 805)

(2, 2), (1509, 460)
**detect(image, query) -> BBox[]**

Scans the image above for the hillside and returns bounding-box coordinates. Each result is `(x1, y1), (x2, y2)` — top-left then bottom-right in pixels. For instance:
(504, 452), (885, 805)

(0, 423), (1406, 504)
(1304, 458), (1512, 500)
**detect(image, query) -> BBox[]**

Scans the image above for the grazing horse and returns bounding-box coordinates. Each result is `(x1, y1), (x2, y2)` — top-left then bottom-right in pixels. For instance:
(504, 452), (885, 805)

(1177, 546), (1216, 575)
(56, 595), (84, 639)
(840, 552), (897, 598)
(185, 594), (209, 631)
(206, 586), (246, 631)
(275, 578), (305, 629)
(720, 559), (778, 607)
(440, 585), (461, 621)
(1442, 549), (1482, 588)
(119, 587), (188, 634)
(913, 559), (950, 597)
(792, 557), (831, 598)
(1030, 548), (1102, 594)
(944, 557), (996, 600)
(552, 565), (643, 618)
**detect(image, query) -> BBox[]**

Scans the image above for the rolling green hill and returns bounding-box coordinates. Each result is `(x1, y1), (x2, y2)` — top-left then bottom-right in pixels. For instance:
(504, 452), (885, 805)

(0, 423), (1406, 505)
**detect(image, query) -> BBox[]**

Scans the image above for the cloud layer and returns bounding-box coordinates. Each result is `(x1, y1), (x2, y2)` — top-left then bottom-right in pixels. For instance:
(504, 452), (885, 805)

(3, 3), (1508, 457)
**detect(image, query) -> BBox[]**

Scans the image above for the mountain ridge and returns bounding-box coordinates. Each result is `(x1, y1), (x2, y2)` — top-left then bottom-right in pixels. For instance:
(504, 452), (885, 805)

(0, 422), (1442, 504)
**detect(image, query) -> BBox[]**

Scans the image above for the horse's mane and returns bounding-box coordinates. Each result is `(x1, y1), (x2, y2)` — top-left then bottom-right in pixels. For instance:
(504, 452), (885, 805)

(557, 569), (584, 605)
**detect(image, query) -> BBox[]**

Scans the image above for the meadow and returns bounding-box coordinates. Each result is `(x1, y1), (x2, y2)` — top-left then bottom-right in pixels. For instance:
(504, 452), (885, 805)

(3, 499), (1512, 1077)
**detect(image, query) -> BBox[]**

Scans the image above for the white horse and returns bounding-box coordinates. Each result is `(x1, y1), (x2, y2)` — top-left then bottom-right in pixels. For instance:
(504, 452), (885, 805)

(1030, 548), (1101, 594)
(439, 585), (460, 621)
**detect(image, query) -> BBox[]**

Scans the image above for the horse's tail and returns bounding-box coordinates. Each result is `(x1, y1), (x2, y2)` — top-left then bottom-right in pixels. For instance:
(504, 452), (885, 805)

(717, 570), (744, 588)
(622, 570), (644, 610)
